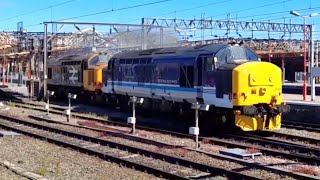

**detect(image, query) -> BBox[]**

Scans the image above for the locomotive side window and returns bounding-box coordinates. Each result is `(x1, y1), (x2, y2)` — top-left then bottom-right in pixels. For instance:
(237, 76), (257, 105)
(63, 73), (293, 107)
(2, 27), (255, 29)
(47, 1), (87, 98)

(157, 64), (167, 83)
(133, 58), (139, 64)
(140, 58), (147, 64)
(204, 57), (213, 72)
(153, 57), (180, 85)
(167, 64), (179, 84)
(125, 59), (133, 65)
(157, 63), (179, 85)
(144, 64), (153, 83)
(119, 59), (125, 64)
(180, 65), (194, 88)
(135, 65), (145, 83)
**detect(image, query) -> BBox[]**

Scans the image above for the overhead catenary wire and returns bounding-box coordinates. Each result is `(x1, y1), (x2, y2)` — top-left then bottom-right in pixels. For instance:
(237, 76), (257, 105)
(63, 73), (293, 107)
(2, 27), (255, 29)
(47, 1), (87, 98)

(1, 0), (175, 31)
(0, 0), (78, 22)
(222, 6), (320, 22)
(1, 0), (318, 41)
(121, 0), (232, 23)
(211, 0), (295, 19)
(55, 0), (175, 22)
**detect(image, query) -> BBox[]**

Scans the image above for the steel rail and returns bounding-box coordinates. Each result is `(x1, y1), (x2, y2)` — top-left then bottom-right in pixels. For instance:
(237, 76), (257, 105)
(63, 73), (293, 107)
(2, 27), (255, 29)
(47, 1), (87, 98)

(7, 101), (320, 165)
(261, 131), (320, 146)
(0, 114), (260, 180)
(226, 134), (320, 158)
(282, 121), (320, 133)
(12, 101), (320, 136)
(0, 122), (190, 180)
(28, 114), (320, 180)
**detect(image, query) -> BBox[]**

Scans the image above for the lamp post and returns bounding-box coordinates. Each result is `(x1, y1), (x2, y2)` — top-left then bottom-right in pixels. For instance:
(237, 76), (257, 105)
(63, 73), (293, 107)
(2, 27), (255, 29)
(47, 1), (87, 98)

(290, 11), (319, 101)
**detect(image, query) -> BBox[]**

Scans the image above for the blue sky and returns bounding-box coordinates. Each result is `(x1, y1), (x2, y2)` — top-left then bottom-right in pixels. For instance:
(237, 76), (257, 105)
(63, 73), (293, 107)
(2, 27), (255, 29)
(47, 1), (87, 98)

(0, 0), (319, 40)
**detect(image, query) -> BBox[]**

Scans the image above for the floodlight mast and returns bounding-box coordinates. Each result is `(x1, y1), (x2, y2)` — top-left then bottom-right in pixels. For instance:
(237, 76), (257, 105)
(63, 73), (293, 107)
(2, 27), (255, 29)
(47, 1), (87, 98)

(290, 11), (320, 101)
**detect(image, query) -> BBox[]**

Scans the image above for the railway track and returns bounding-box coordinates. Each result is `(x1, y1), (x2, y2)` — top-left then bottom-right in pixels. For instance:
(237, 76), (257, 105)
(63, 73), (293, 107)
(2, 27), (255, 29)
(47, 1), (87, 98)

(25, 114), (320, 180)
(10, 100), (320, 133)
(5, 101), (320, 165)
(0, 114), (262, 180)
(225, 133), (320, 161)
(258, 131), (320, 147)
(282, 120), (320, 133)
(0, 113), (318, 179)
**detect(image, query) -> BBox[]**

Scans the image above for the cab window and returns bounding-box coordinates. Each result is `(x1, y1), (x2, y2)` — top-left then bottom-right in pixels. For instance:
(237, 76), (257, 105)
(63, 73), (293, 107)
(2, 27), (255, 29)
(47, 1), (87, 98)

(245, 49), (259, 60)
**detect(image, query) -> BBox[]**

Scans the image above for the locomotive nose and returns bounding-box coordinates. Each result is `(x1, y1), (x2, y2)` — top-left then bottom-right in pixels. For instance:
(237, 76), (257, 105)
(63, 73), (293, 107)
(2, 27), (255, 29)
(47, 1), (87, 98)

(232, 61), (285, 131)
(232, 61), (283, 106)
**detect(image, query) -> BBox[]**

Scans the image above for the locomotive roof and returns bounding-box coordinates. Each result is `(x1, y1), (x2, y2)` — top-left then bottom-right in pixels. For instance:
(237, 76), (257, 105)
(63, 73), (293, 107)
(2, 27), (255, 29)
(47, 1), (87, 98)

(47, 52), (102, 66)
(112, 43), (232, 59)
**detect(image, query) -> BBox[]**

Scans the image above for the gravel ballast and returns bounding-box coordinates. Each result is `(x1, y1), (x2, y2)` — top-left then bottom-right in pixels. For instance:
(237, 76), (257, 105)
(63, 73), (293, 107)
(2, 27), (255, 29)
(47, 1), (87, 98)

(0, 136), (162, 180)
(278, 127), (320, 140)
(2, 103), (320, 178)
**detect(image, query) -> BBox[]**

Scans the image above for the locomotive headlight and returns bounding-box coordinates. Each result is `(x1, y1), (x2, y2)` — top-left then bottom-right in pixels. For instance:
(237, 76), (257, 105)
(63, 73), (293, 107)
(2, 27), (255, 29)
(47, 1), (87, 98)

(234, 110), (241, 115)
(253, 77), (256, 82)
(269, 77), (273, 82)
(260, 88), (266, 95)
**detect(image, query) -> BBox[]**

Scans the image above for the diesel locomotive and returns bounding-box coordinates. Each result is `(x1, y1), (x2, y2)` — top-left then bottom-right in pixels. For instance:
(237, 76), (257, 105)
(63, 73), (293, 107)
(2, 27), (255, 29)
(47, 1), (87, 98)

(47, 51), (110, 100)
(46, 42), (290, 132)
(101, 43), (290, 131)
